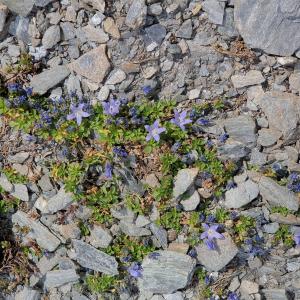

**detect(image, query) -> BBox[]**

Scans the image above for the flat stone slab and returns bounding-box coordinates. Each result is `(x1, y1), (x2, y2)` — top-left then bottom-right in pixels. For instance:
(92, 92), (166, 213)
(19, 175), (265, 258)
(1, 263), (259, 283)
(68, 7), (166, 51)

(72, 240), (118, 275)
(44, 269), (79, 289)
(30, 66), (70, 95)
(231, 70), (265, 89)
(12, 211), (60, 252)
(234, 0), (300, 56)
(0, 0), (34, 16)
(173, 168), (199, 199)
(196, 233), (238, 271)
(224, 180), (259, 209)
(138, 251), (196, 294)
(68, 44), (110, 84)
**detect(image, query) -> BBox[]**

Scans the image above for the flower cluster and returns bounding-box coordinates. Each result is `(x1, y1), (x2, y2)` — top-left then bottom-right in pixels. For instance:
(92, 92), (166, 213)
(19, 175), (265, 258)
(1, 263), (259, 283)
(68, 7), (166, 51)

(200, 223), (224, 250)
(287, 172), (300, 192)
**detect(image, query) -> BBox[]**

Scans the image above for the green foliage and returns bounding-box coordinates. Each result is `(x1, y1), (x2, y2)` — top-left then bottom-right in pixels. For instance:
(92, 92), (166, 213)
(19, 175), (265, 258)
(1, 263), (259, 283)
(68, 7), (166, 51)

(160, 152), (183, 175)
(271, 206), (292, 217)
(78, 221), (90, 236)
(85, 274), (117, 293)
(157, 208), (182, 233)
(274, 225), (294, 247)
(2, 168), (27, 184)
(152, 176), (173, 202)
(233, 216), (256, 242)
(215, 208), (230, 223)
(125, 193), (149, 215)
(5, 53), (34, 74)
(105, 235), (155, 261)
(0, 198), (20, 214)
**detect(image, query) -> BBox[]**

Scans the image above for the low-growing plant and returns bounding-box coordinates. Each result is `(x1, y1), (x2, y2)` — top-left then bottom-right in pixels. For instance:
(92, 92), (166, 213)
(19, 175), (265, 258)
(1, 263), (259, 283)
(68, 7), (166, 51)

(2, 168), (28, 184)
(85, 274), (117, 293)
(157, 208), (182, 233)
(233, 215), (256, 242)
(271, 206), (293, 217)
(274, 225), (294, 247)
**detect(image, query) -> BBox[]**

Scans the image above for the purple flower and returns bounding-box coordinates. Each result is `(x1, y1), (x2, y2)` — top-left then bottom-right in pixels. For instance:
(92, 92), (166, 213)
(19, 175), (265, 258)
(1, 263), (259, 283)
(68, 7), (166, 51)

(171, 142), (181, 153)
(67, 103), (90, 126)
(7, 83), (20, 93)
(145, 120), (166, 142)
(206, 140), (214, 149)
(206, 215), (216, 223)
(219, 133), (229, 143)
(289, 172), (299, 182)
(113, 146), (128, 158)
(128, 262), (143, 278)
(102, 98), (121, 116)
(200, 223), (225, 251)
(171, 109), (192, 130)
(25, 87), (33, 97)
(188, 248), (197, 258)
(294, 231), (300, 246)
(204, 275), (211, 285)
(230, 211), (238, 221)
(228, 292), (240, 300)
(104, 162), (113, 179)
(142, 85), (152, 95)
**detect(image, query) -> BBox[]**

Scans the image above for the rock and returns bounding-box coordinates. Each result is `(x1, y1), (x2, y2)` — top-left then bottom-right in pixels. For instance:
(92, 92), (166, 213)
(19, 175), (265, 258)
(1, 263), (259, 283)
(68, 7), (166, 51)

(257, 128), (282, 147)
(38, 174), (53, 192)
(250, 148), (267, 166)
(262, 97), (300, 144)
(181, 190), (200, 211)
(81, 0), (105, 12)
(44, 269), (79, 289)
(106, 69), (126, 85)
(256, 176), (299, 211)
(240, 280), (259, 295)
(68, 45), (111, 84)
(144, 24), (167, 46)
(149, 3), (162, 16)
(277, 57), (298, 66)
(42, 25), (60, 49)
(270, 213), (300, 225)
(103, 17), (120, 39)
(35, 188), (73, 214)
(135, 215), (151, 227)
(173, 168), (199, 199)
(231, 70), (265, 89)
(72, 240), (118, 275)
(15, 287), (40, 300)
(289, 73), (300, 93)
(12, 184), (29, 202)
(82, 25), (109, 43)
(217, 8), (238, 38)
(138, 251), (196, 294)
(8, 152), (29, 163)
(119, 221), (151, 237)
(167, 242), (189, 254)
(218, 140), (251, 160)
(202, 0), (225, 25)
(111, 205), (135, 222)
(142, 173), (160, 188)
(125, 0), (147, 29)
(149, 223), (168, 249)
(234, 0), (300, 56)
(30, 66), (70, 95)
(224, 180), (259, 209)
(262, 289), (288, 300)
(164, 292), (184, 300)
(35, 0), (53, 7)
(188, 89), (201, 100)
(0, 5), (8, 33)
(12, 211), (60, 251)
(0, 0), (34, 17)
(176, 19), (193, 39)
(61, 22), (76, 40)
(196, 233), (238, 271)
(87, 225), (113, 248)
(263, 222), (280, 234)
(54, 223), (81, 240)
(224, 115), (257, 148)
(0, 174), (13, 192)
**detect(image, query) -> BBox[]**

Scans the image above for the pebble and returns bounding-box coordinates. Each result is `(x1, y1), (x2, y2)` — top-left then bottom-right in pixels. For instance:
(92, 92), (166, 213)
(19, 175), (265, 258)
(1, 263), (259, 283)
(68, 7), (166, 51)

(125, 0), (147, 29)
(240, 280), (259, 295)
(44, 269), (79, 289)
(119, 220), (151, 237)
(42, 25), (61, 49)
(0, 174), (13, 192)
(181, 190), (200, 211)
(106, 69), (127, 85)
(202, 0), (225, 25)
(103, 17), (120, 39)
(15, 287), (40, 300)
(231, 70), (265, 89)
(12, 183), (29, 202)
(173, 168), (199, 199)
(86, 225), (113, 248)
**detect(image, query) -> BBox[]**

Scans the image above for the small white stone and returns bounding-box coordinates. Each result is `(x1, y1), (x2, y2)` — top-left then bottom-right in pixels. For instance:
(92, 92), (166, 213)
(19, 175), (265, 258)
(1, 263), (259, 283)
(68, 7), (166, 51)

(97, 85), (110, 101)
(188, 89), (201, 100)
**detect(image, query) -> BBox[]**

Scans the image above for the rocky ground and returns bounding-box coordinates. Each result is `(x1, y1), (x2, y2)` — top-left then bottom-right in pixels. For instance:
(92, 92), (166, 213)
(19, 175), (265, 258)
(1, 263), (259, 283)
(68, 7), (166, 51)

(0, 0), (300, 299)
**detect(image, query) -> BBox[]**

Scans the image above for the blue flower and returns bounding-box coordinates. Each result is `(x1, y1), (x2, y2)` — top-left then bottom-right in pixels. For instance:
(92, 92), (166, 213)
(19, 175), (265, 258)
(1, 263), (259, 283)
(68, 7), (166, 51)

(171, 109), (192, 130)
(128, 262), (143, 278)
(25, 87), (33, 96)
(197, 118), (210, 126)
(104, 162), (113, 179)
(67, 103), (90, 125)
(142, 85), (152, 96)
(219, 133), (229, 143)
(188, 248), (197, 258)
(113, 146), (128, 158)
(102, 98), (121, 116)
(7, 83), (20, 93)
(145, 120), (166, 142)
(228, 292), (240, 300)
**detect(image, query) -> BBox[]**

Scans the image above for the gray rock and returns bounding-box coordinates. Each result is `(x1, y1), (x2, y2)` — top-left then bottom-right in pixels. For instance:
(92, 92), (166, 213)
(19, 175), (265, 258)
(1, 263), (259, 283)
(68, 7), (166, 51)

(202, 0), (225, 25)
(35, 187), (73, 213)
(138, 251), (196, 294)
(135, 215), (151, 227)
(12, 184), (29, 202)
(125, 0), (147, 29)
(15, 287), (40, 300)
(224, 115), (257, 148)
(8, 16), (31, 44)
(119, 221), (151, 237)
(231, 70), (265, 89)
(144, 24), (167, 46)
(111, 205), (135, 222)
(164, 292), (184, 300)
(106, 69), (126, 85)
(181, 190), (200, 211)
(256, 176), (299, 211)
(81, 0), (105, 12)
(44, 269), (79, 289)
(218, 140), (251, 160)
(61, 22), (76, 40)
(262, 289), (288, 300)
(263, 222), (280, 234)
(289, 73), (300, 93)
(224, 180), (259, 209)
(234, 0), (300, 56)
(196, 233), (238, 271)
(0, 5), (8, 33)
(0, 174), (13, 192)
(35, 0), (54, 7)
(149, 3), (162, 16)
(42, 25), (60, 49)
(250, 148), (267, 166)
(86, 225), (112, 248)
(149, 223), (168, 249)
(30, 66), (70, 95)
(72, 240), (118, 275)
(176, 19), (193, 39)
(8, 152), (29, 163)
(82, 25), (109, 43)
(260, 92), (300, 144)
(173, 168), (199, 199)
(270, 213), (300, 225)
(12, 211), (60, 251)
(217, 8), (238, 38)
(240, 280), (259, 295)
(257, 128), (282, 147)
(68, 45), (111, 84)
(0, 0), (34, 16)
(38, 174), (53, 192)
